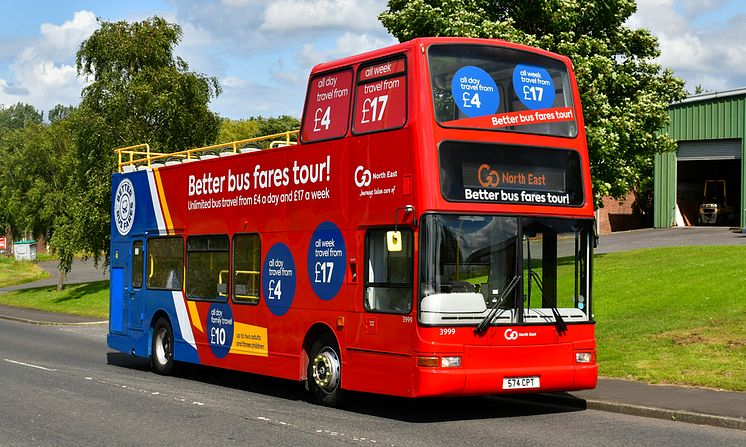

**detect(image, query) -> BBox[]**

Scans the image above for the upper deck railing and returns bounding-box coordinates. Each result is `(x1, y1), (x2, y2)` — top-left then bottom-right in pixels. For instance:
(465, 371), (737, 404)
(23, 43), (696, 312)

(115, 130), (299, 173)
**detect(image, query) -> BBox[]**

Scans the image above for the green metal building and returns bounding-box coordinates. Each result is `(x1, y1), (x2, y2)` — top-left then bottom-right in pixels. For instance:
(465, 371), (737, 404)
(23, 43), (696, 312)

(654, 88), (746, 228)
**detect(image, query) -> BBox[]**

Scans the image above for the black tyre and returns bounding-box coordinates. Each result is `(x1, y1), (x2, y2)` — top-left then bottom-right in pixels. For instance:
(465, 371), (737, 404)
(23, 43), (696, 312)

(152, 318), (175, 375)
(307, 334), (343, 406)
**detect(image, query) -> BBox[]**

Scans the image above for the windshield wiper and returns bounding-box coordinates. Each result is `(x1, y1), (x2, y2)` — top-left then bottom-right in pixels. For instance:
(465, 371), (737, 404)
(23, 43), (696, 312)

(474, 274), (520, 335)
(528, 271), (567, 335)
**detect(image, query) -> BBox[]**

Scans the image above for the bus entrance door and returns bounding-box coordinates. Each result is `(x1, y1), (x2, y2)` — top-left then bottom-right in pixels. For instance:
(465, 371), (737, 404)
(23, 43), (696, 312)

(109, 243), (128, 334)
(127, 240), (145, 331)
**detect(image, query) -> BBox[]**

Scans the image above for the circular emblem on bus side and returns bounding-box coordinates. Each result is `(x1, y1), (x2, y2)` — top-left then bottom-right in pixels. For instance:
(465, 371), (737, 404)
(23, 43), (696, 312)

(114, 179), (136, 236)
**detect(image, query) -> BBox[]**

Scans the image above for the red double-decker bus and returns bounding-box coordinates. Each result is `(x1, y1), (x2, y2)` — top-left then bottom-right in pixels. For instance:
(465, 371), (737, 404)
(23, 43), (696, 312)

(108, 37), (596, 406)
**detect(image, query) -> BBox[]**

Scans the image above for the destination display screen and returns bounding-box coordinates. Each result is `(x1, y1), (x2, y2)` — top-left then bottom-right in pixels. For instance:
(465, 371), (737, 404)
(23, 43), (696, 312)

(440, 141), (584, 206)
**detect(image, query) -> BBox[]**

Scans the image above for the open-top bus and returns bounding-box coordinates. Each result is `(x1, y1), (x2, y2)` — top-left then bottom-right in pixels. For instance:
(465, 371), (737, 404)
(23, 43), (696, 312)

(108, 37), (596, 405)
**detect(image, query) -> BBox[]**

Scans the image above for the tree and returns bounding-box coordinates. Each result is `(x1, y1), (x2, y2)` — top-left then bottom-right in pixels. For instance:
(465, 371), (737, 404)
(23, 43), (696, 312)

(693, 84), (709, 95)
(76, 16), (222, 151)
(0, 106), (78, 288)
(48, 105), (76, 123)
(0, 103), (43, 131)
(218, 115), (300, 148)
(44, 16), (223, 280)
(0, 104), (47, 237)
(379, 0), (687, 203)
(254, 115), (300, 138)
(218, 118), (260, 143)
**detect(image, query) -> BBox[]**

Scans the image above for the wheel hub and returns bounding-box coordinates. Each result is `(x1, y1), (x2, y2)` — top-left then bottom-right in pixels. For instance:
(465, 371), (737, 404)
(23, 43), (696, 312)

(155, 328), (171, 365)
(312, 348), (340, 392)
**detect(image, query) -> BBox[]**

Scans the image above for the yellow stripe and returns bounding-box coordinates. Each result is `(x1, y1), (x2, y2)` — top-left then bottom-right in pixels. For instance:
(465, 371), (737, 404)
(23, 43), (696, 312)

(153, 170), (174, 234)
(187, 300), (204, 333)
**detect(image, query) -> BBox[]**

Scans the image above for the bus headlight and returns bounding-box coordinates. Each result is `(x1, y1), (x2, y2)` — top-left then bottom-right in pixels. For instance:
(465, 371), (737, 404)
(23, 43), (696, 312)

(575, 352), (592, 363)
(441, 356), (462, 368)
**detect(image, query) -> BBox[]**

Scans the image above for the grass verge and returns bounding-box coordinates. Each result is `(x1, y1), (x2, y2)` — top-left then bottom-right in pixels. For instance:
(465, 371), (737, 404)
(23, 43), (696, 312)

(0, 256), (50, 287)
(0, 281), (109, 319)
(594, 245), (746, 391)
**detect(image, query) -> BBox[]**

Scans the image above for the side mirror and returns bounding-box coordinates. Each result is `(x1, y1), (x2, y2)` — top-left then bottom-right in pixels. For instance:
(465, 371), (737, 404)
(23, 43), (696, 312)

(386, 230), (403, 252)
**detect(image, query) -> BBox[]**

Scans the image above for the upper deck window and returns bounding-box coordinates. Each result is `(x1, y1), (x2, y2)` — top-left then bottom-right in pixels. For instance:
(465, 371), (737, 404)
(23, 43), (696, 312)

(301, 68), (354, 143)
(428, 44), (577, 138)
(353, 56), (407, 135)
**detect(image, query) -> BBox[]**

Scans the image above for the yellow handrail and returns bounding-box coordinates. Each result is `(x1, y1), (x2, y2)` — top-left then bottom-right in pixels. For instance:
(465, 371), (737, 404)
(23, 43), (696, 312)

(114, 130), (299, 173)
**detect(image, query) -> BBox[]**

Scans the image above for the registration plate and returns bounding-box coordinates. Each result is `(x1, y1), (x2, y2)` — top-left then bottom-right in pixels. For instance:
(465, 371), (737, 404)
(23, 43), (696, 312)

(502, 376), (540, 390)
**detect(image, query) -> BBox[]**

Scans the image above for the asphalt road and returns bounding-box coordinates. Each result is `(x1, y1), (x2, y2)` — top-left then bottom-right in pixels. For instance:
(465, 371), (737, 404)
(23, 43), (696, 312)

(1, 319), (743, 446)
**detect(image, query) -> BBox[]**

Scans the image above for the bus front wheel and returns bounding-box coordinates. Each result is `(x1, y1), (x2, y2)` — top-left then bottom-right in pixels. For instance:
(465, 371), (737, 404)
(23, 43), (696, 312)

(152, 318), (174, 375)
(307, 334), (342, 406)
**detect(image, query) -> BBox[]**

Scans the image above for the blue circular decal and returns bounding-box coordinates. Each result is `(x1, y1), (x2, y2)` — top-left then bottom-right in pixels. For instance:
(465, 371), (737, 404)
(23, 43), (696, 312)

(263, 243), (296, 316)
(512, 64), (556, 110)
(307, 222), (346, 300)
(114, 179), (136, 236)
(206, 302), (234, 359)
(451, 66), (500, 118)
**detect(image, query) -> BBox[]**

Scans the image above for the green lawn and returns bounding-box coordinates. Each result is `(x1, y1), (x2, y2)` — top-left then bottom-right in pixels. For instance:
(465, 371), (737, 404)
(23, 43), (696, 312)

(0, 256), (50, 287)
(0, 281), (109, 318)
(594, 245), (746, 391)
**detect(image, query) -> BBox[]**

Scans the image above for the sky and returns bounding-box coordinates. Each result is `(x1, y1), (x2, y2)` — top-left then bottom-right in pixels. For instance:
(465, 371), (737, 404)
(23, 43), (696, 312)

(0, 0), (745, 120)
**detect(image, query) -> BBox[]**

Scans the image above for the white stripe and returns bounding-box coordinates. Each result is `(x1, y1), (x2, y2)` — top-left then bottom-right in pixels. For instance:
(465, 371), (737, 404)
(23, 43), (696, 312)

(146, 170), (167, 235)
(4, 358), (57, 372)
(172, 291), (196, 350)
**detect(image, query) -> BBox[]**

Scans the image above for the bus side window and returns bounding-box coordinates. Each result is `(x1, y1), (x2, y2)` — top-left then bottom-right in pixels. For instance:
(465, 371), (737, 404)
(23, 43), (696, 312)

(364, 229), (413, 314)
(186, 235), (230, 301)
(146, 236), (184, 291)
(132, 241), (144, 289)
(233, 233), (261, 304)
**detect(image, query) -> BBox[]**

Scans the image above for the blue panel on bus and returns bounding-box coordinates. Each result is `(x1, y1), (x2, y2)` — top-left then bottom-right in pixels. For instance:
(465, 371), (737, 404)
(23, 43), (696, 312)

(451, 65), (500, 118)
(110, 267), (124, 333)
(512, 64), (556, 110)
(307, 221), (346, 300)
(111, 171), (166, 241)
(263, 243), (296, 316)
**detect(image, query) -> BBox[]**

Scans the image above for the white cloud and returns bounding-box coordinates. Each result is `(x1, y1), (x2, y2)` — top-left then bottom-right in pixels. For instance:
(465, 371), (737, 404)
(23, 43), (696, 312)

(261, 0), (384, 33)
(221, 76), (246, 88)
(630, 0), (746, 92)
(220, 0), (254, 6)
(39, 10), (98, 55)
(334, 32), (396, 57)
(294, 32), (395, 68)
(166, 0), (394, 118)
(0, 10), (97, 113)
(1, 1), (397, 119)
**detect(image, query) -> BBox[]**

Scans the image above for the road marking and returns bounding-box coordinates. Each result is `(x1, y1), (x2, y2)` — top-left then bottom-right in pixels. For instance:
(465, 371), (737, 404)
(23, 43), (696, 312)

(4, 358), (58, 372)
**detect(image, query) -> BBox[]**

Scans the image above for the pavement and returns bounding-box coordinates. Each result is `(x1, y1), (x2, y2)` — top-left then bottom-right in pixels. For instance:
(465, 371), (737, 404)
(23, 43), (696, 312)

(0, 227), (744, 430)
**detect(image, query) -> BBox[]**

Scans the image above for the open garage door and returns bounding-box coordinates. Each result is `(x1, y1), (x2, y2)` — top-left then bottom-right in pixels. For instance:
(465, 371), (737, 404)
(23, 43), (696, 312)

(676, 139), (741, 226)
(677, 139), (741, 161)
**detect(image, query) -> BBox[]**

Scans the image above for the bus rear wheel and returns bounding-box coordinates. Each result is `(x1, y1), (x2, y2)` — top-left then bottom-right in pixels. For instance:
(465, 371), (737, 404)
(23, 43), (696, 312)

(152, 318), (174, 375)
(307, 334), (342, 406)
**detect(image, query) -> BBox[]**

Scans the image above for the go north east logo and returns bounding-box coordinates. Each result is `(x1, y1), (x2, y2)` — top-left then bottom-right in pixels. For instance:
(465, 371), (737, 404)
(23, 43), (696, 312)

(478, 163), (500, 187)
(114, 179), (136, 235)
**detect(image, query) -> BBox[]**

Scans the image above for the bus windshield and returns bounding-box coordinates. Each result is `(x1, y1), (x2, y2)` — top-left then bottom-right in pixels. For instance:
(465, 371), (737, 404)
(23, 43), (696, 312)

(419, 214), (592, 326)
(428, 44), (577, 137)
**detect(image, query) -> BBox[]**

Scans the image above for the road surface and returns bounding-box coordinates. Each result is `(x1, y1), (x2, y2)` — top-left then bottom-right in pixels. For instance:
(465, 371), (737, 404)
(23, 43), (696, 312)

(0, 319), (743, 446)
